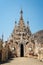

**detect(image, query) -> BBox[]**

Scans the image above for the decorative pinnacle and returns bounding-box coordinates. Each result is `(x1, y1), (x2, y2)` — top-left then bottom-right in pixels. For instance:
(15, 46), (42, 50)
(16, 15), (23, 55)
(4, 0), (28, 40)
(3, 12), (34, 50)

(27, 21), (29, 25)
(2, 34), (4, 42)
(20, 9), (23, 20)
(20, 9), (23, 15)
(15, 21), (17, 24)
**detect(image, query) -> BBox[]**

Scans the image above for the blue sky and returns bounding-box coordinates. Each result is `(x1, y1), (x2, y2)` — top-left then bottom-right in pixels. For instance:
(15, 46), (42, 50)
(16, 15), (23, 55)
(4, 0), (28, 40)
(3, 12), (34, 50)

(0, 0), (43, 41)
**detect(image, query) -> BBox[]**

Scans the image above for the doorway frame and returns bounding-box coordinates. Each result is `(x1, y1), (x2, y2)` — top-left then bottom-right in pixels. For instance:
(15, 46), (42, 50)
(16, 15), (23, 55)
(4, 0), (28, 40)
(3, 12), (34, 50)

(20, 44), (24, 57)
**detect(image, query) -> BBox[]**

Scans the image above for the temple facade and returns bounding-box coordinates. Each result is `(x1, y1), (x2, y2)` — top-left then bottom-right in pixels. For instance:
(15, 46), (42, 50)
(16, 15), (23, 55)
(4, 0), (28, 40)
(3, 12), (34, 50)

(7, 10), (34, 57)
(0, 10), (43, 62)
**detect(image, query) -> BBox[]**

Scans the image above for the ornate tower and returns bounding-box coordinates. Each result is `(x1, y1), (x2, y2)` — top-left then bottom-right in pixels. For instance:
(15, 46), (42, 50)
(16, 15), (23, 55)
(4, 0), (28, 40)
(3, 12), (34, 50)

(8, 10), (32, 57)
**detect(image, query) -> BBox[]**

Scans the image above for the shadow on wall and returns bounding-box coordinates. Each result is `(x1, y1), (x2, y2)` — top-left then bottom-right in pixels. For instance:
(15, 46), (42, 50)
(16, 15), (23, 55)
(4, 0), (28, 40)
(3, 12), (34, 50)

(0, 57), (14, 64)
(0, 51), (17, 64)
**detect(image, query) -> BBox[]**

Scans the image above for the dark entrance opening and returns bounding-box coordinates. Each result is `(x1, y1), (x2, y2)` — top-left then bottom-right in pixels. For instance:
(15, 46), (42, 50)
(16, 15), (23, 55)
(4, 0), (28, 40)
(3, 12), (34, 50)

(0, 51), (2, 61)
(20, 44), (24, 57)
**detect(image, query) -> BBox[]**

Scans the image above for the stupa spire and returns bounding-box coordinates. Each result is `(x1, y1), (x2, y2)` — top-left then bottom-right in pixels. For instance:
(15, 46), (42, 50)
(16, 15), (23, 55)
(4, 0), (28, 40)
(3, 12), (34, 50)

(18, 9), (25, 29)
(2, 34), (4, 42)
(18, 9), (24, 25)
(20, 9), (23, 20)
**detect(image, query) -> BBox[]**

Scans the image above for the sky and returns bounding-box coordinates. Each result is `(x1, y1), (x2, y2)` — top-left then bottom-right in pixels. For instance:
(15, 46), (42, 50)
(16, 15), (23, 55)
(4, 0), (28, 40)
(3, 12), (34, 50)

(0, 0), (43, 41)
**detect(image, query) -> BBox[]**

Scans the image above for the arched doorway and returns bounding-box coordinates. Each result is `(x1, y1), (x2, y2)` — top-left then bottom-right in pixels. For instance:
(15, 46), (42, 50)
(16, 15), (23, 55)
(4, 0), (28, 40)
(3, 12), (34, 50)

(20, 44), (24, 57)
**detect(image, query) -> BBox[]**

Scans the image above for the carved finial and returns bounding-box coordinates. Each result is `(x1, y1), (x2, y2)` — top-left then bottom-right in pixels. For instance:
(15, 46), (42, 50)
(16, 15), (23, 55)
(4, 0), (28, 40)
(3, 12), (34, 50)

(20, 9), (23, 15)
(27, 21), (29, 25)
(2, 34), (4, 42)
(20, 9), (23, 20)
(15, 21), (17, 24)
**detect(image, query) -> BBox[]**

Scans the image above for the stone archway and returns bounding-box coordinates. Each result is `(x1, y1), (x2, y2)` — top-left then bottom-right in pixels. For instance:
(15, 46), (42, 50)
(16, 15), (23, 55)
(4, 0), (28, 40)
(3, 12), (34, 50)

(20, 44), (24, 57)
